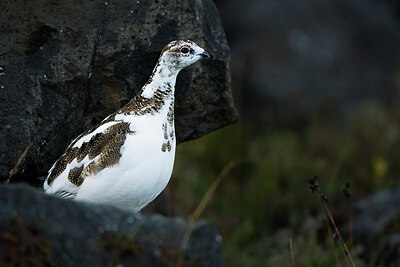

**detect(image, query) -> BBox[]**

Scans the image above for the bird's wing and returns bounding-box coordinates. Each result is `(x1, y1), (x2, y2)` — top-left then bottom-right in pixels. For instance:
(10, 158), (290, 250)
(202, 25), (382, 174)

(44, 120), (134, 197)
(51, 190), (76, 199)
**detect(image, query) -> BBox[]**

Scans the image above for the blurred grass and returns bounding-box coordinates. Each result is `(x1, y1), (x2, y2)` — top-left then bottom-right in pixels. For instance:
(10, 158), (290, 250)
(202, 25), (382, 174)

(168, 99), (400, 266)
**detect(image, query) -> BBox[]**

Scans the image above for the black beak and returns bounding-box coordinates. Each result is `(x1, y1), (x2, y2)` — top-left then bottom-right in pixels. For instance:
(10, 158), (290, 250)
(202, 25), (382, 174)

(199, 50), (210, 58)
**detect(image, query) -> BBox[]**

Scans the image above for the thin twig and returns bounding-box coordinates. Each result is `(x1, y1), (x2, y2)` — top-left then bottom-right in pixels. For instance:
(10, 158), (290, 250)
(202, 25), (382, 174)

(309, 177), (356, 267)
(323, 203), (355, 267)
(344, 183), (353, 248)
(180, 159), (240, 251)
(6, 142), (33, 184)
(289, 236), (295, 267)
(349, 198), (353, 248)
(320, 208), (340, 267)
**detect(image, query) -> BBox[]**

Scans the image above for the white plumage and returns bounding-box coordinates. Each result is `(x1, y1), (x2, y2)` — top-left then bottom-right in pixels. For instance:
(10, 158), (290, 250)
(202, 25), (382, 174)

(43, 40), (210, 211)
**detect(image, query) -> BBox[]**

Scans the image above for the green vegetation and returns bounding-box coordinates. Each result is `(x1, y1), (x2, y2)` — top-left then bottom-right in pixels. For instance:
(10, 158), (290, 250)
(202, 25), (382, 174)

(169, 100), (400, 266)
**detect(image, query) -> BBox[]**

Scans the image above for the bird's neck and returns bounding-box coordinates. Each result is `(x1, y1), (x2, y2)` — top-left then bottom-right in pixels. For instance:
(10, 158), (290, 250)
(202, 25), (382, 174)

(113, 61), (179, 119)
(140, 61), (180, 99)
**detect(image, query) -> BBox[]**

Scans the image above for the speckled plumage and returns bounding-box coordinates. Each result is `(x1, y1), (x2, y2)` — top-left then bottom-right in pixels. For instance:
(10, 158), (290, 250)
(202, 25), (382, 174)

(44, 40), (210, 211)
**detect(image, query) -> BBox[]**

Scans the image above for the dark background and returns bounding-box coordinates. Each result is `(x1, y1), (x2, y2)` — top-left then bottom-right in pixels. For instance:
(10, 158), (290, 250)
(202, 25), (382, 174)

(145, 0), (400, 266)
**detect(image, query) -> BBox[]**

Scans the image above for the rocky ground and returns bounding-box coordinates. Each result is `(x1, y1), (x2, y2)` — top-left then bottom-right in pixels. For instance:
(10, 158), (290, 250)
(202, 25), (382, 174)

(350, 185), (400, 266)
(0, 184), (223, 266)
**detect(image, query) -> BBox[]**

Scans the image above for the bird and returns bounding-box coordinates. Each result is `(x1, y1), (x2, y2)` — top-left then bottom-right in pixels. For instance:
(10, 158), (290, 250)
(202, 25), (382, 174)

(43, 40), (210, 211)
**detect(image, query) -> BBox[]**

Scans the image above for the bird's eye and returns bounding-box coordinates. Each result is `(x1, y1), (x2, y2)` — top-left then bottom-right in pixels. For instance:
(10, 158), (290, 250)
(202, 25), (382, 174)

(180, 47), (190, 54)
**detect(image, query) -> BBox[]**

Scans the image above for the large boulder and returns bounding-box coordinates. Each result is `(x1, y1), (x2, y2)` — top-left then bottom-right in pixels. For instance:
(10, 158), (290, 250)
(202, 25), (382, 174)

(350, 185), (400, 267)
(0, 184), (223, 266)
(0, 0), (239, 182)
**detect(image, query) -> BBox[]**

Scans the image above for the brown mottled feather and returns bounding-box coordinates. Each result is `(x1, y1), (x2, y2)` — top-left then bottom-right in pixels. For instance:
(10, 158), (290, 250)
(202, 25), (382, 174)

(47, 122), (134, 186)
(68, 165), (84, 186)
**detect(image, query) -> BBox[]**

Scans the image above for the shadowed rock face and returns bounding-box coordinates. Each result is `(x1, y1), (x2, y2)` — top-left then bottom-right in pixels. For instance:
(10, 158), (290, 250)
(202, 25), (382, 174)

(0, 184), (223, 266)
(349, 185), (400, 267)
(0, 0), (239, 182)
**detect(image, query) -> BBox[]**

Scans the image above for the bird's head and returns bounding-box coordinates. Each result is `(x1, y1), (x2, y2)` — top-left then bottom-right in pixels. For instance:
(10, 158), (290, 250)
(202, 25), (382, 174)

(158, 40), (210, 70)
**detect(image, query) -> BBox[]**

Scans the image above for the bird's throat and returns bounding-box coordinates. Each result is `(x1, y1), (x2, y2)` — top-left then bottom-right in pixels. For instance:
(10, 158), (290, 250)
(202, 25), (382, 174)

(140, 62), (180, 99)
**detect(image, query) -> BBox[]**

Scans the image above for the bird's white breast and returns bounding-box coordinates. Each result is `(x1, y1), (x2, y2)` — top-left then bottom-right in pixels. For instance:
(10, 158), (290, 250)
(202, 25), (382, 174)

(74, 101), (176, 210)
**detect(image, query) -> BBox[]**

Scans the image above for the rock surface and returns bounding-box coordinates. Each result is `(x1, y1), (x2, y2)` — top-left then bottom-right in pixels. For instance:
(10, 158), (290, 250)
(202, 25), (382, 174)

(0, 183), (223, 266)
(0, 0), (239, 181)
(352, 184), (400, 241)
(351, 185), (400, 267)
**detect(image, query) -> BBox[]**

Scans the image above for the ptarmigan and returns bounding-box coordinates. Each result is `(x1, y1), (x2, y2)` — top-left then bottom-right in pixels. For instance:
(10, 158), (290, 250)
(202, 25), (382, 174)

(43, 40), (210, 211)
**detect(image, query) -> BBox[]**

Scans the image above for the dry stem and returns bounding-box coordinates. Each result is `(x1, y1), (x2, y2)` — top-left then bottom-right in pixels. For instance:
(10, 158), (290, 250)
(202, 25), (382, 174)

(309, 177), (356, 267)
(5, 142), (33, 184)
(180, 159), (240, 251)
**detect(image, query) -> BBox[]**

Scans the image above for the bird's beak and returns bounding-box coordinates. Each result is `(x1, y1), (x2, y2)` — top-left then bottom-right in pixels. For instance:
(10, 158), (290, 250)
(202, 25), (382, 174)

(199, 50), (210, 58)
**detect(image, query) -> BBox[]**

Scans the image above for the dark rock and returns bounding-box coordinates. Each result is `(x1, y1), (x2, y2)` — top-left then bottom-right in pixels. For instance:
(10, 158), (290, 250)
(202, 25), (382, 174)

(186, 220), (224, 267)
(374, 233), (400, 267)
(350, 185), (400, 266)
(0, 0), (239, 181)
(352, 184), (400, 241)
(0, 183), (223, 266)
